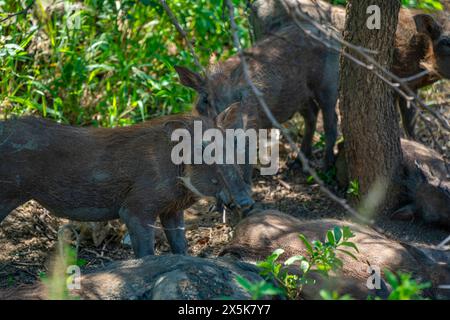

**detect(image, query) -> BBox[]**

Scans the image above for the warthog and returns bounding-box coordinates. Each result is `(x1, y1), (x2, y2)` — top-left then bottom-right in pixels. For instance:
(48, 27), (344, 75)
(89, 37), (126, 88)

(221, 210), (450, 299)
(250, 0), (450, 138)
(0, 113), (254, 257)
(336, 139), (450, 229)
(175, 22), (340, 169)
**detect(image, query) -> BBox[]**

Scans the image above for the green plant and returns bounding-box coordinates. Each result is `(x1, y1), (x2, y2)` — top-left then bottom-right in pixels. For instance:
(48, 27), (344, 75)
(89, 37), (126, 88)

(235, 275), (284, 300)
(385, 270), (431, 300)
(307, 166), (336, 185)
(245, 226), (359, 300)
(7, 275), (15, 287)
(330, 0), (443, 9)
(347, 179), (360, 198)
(313, 132), (326, 150)
(401, 0), (443, 10)
(0, 0), (251, 127)
(40, 243), (82, 300)
(320, 289), (353, 300)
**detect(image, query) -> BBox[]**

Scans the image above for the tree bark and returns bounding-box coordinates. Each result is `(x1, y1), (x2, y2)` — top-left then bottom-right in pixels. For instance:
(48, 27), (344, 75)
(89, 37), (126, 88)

(339, 0), (402, 214)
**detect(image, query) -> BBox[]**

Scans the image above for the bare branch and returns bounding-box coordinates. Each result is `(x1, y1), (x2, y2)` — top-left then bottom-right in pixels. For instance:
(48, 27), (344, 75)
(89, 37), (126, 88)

(438, 234), (450, 248)
(158, 0), (204, 73)
(0, 0), (34, 24)
(159, 0), (220, 117)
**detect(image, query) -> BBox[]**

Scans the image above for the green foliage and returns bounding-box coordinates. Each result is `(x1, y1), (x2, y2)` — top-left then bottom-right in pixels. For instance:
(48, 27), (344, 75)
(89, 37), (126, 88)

(330, 0), (443, 9)
(239, 226), (359, 300)
(237, 226), (432, 300)
(384, 270), (431, 300)
(320, 289), (353, 300)
(401, 0), (443, 10)
(7, 275), (15, 287)
(346, 179), (360, 198)
(307, 167), (336, 185)
(0, 0), (250, 127)
(329, 0), (347, 5)
(313, 132), (326, 150)
(39, 243), (81, 300)
(235, 275), (284, 300)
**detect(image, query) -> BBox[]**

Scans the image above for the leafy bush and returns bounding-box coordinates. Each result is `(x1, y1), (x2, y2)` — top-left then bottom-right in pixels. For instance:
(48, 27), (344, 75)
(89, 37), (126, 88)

(330, 0), (443, 9)
(237, 226), (359, 300)
(0, 0), (250, 127)
(237, 225), (432, 300)
(384, 270), (431, 300)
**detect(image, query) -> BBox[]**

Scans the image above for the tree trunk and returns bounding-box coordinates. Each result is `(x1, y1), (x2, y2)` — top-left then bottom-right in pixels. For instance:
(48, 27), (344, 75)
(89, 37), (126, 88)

(339, 0), (402, 214)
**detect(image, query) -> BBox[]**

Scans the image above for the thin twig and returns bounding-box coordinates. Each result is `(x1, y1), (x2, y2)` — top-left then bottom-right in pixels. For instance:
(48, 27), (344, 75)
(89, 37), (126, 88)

(158, 0), (203, 72)
(438, 234), (450, 248)
(0, 0), (35, 24)
(159, 0), (219, 117)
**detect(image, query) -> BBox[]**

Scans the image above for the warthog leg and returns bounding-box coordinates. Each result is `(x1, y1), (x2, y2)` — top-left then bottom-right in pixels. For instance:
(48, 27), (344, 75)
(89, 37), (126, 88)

(398, 94), (418, 140)
(317, 89), (338, 170)
(119, 205), (157, 258)
(299, 99), (319, 159)
(160, 210), (187, 254)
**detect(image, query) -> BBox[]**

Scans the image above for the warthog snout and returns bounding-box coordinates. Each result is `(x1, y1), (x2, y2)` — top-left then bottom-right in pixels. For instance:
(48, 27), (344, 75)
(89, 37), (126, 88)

(216, 164), (254, 216)
(435, 35), (450, 78)
(218, 189), (254, 213)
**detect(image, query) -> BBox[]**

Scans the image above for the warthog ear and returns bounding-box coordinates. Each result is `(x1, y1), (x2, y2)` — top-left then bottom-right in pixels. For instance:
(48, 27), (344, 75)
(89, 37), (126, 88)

(163, 120), (191, 139)
(174, 66), (205, 92)
(402, 242), (437, 269)
(215, 102), (245, 130)
(414, 14), (442, 40)
(391, 203), (416, 221)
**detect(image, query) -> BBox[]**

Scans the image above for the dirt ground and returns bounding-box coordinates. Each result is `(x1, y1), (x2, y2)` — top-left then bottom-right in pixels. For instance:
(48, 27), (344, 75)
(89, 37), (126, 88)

(0, 81), (449, 290)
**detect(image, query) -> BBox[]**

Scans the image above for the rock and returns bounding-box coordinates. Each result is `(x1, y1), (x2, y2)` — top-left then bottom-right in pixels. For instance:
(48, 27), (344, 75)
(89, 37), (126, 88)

(220, 210), (450, 299)
(0, 255), (265, 300)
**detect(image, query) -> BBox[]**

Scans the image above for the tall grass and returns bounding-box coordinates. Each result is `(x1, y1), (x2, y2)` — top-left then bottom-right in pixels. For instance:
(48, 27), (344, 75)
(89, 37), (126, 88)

(0, 0), (250, 127)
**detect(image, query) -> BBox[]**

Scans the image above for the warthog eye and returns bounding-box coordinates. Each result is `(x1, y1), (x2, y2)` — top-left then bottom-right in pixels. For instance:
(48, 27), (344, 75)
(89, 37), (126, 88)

(439, 38), (450, 47)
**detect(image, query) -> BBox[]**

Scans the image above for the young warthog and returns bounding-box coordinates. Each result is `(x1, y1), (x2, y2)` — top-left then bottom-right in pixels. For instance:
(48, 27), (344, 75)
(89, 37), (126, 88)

(336, 139), (450, 229)
(250, 0), (450, 138)
(220, 210), (450, 299)
(393, 140), (450, 228)
(0, 114), (254, 257)
(175, 23), (340, 168)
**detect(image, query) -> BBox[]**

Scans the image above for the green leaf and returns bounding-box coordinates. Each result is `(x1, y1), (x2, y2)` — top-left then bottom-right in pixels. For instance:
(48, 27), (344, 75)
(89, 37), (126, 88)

(333, 227), (342, 243)
(260, 283), (284, 296)
(385, 270), (399, 288)
(298, 234), (313, 255)
(340, 241), (359, 253)
(76, 258), (87, 267)
(284, 255), (304, 266)
(342, 226), (355, 239)
(326, 230), (335, 246)
(235, 275), (252, 291)
(300, 260), (310, 273)
(337, 249), (358, 261)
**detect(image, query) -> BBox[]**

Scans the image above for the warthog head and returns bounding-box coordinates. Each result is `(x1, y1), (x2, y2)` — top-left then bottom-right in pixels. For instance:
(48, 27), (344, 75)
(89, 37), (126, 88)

(167, 111), (254, 215)
(179, 162), (254, 214)
(414, 163), (450, 227)
(414, 14), (450, 79)
(394, 161), (450, 228)
(174, 65), (248, 119)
